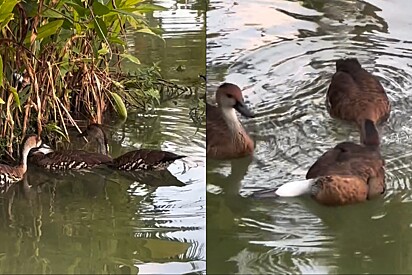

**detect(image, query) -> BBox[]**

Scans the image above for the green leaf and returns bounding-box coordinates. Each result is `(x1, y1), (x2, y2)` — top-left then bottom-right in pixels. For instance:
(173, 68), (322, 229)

(0, 55), (3, 88)
(136, 28), (165, 42)
(10, 87), (21, 111)
(24, 19), (64, 44)
(112, 8), (146, 21)
(45, 123), (67, 138)
(93, 17), (108, 40)
(135, 4), (167, 12)
(97, 43), (109, 55)
(0, 0), (19, 15)
(97, 0), (111, 5)
(20, 0), (38, 17)
(0, 97), (5, 104)
(118, 0), (143, 8)
(120, 53), (140, 65)
(0, 14), (14, 30)
(42, 8), (65, 19)
(108, 36), (126, 45)
(92, 1), (110, 16)
(65, 1), (89, 17)
(110, 92), (127, 119)
(72, 9), (82, 34)
(136, 28), (156, 35)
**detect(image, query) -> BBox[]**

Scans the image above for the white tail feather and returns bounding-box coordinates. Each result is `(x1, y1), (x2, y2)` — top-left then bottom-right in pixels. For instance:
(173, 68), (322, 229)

(275, 179), (317, 197)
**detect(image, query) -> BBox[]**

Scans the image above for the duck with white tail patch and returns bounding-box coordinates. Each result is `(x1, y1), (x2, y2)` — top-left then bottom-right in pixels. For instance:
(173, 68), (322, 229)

(252, 141), (385, 206)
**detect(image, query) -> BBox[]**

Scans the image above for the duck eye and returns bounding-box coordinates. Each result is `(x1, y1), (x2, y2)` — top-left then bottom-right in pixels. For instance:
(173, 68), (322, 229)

(227, 94), (233, 98)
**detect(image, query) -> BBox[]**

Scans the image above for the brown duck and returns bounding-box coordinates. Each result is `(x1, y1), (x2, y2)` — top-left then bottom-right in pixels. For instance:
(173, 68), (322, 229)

(28, 144), (112, 171)
(207, 83), (255, 159)
(326, 58), (390, 146)
(80, 124), (186, 171)
(0, 135), (42, 193)
(253, 142), (385, 206)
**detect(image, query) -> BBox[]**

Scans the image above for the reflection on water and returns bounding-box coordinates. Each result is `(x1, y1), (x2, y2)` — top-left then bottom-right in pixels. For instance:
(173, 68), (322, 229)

(207, 0), (412, 274)
(0, 0), (206, 274)
(0, 105), (206, 274)
(0, 104), (206, 274)
(125, 0), (206, 83)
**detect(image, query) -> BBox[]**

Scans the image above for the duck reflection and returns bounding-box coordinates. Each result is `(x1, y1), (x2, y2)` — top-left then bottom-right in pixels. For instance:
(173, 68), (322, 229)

(207, 155), (253, 195)
(117, 169), (186, 188)
(0, 168), (195, 274)
(207, 156), (255, 274)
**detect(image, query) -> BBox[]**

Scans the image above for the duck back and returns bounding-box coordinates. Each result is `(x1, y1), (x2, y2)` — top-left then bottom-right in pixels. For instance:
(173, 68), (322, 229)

(110, 149), (185, 171)
(30, 150), (112, 170)
(306, 141), (385, 200)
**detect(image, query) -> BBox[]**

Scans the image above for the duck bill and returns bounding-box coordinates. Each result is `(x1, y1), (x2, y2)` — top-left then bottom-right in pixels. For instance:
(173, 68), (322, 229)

(234, 101), (255, 118)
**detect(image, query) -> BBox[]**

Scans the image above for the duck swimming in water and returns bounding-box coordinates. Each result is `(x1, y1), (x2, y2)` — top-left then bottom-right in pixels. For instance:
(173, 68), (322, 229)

(79, 124), (186, 171)
(253, 141), (385, 206)
(28, 143), (112, 171)
(207, 83), (255, 160)
(326, 58), (390, 146)
(0, 135), (42, 193)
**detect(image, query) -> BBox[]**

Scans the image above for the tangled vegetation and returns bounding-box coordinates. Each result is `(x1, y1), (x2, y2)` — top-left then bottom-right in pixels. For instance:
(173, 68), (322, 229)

(0, 0), (205, 160)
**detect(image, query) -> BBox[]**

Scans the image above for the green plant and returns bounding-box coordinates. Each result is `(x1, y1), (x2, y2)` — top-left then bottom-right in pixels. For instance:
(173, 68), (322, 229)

(0, 0), (169, 156)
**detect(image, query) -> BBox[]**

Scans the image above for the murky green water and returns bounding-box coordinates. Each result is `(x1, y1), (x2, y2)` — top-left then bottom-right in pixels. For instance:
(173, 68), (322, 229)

(0, 1), (206, 274)
(207, 0), (412, 274)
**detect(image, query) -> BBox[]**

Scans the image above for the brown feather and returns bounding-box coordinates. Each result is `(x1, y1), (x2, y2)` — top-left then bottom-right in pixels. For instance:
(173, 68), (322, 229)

(0, 135), (42, 193)
(311, 175), (369, 206)
(306, 141), (385, 205)
(29, 150), (112, 170)
(326, 58), (390, 145)
(206, 103), (254, 159)
(110, 149), (185, 171)
(80, 123), (185, 171)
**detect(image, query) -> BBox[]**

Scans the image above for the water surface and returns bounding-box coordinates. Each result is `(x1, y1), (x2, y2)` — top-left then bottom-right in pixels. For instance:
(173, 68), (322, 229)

(207, 0), (412, 274)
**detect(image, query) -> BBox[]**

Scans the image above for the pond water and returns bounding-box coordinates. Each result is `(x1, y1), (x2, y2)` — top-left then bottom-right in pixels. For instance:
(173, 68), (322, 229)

(207, 0), (412, 274)
(0, 0), (206, 274)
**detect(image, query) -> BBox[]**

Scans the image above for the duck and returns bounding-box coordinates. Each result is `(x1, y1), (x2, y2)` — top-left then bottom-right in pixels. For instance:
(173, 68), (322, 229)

(0, 135), (42, 193)
(252, 141), (385, 206)
(28, 143), (112, 171)
(79, 123), (186, 171)
(326, 58), (390, 146)
(207, 83), (255, 159)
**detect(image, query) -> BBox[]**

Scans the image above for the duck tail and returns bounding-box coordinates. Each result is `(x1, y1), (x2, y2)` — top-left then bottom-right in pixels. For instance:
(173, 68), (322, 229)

(360, 119), (380, 146)
(251, 179), (316, 198)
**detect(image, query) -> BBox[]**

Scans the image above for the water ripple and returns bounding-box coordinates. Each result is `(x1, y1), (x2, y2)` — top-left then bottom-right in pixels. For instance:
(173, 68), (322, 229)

(208, 0), (412, 273)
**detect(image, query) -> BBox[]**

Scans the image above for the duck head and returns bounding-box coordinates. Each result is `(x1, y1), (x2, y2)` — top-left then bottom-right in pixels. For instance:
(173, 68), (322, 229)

(216, 83), (255, 118)
(78, 123), (109, 155)
(21, 135), (42, 167)
(23, 135), (43, 151)
(336, 58), (362, 72)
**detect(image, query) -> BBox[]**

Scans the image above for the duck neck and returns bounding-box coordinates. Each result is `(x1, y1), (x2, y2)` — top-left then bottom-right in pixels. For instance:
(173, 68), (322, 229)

(96, 137), (109, 155)
(19, 145), (33, 173)
(221, 107), (244, 135)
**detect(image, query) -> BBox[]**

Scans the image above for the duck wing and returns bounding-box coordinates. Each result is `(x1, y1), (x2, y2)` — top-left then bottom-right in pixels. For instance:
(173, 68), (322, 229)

(111, 149), (185, 171)
(32, 150), (112, 170)
(306, 142), (384, 181)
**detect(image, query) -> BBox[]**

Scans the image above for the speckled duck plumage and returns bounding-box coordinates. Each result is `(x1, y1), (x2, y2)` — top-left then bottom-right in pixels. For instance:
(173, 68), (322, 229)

(80, 123), (186, 171)
(28, 144), (112, 171)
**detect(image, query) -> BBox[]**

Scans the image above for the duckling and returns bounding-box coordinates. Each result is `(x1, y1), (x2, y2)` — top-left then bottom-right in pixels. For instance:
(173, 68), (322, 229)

(28, 143), (112, 171)
(79, 124), (186, 171)
(253, 142), (385, 206)
(207, 83), (255, 159)
(326, 58), (390, 146)
(0, 135), (42, 193)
